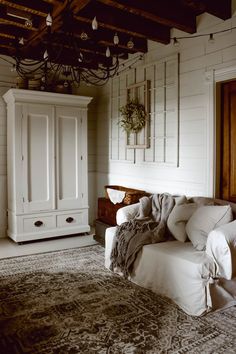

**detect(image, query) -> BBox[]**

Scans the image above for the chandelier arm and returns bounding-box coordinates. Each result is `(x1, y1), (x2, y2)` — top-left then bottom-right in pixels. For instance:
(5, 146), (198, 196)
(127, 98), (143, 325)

(10, 1), (139, 88)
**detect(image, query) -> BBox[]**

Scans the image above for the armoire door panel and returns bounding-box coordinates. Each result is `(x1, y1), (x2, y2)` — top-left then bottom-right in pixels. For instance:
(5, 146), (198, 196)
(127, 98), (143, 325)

(56, 107), (82, 209)
(22, 105), (54, 212)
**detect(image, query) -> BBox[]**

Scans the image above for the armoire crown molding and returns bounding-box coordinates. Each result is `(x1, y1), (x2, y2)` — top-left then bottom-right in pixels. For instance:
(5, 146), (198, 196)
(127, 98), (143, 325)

(3, 89), (93, 107)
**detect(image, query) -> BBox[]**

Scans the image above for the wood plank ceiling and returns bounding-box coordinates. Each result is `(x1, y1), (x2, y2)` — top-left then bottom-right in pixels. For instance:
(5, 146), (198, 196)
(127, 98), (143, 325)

(0, 0), (232, 69)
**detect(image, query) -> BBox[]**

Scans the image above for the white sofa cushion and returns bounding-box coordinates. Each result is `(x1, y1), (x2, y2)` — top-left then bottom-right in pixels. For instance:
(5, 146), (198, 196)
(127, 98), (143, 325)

(167, 203), (197, 242)
(186, 205), (233, 251)
(206, 220), (236, 279)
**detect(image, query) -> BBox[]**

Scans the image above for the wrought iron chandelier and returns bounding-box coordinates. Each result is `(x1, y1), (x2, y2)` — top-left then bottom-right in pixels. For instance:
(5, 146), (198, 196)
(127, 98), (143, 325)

(10, 0), (140, 91)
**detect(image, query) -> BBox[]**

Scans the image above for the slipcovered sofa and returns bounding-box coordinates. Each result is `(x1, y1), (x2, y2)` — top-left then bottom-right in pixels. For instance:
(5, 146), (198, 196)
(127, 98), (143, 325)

(105, 196), (236, 316)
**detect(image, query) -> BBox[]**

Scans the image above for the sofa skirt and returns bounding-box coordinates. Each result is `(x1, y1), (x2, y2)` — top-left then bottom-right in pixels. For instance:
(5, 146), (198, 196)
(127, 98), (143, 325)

(105, 227), (215, 316)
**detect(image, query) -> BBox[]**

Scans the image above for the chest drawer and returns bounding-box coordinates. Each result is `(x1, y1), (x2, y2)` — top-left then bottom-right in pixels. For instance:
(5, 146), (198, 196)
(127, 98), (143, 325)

(56, 212), (85, 228)
(23, 215), (56, 233)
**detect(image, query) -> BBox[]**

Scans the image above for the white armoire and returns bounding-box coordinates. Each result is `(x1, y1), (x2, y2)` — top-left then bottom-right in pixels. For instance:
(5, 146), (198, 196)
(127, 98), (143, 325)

(3, 89), (92, 243)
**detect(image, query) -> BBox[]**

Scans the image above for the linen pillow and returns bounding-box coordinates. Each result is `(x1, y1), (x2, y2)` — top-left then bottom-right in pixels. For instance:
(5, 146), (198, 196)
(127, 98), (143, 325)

(167, 203), (198, 242)
(186, 205), (233, 251)
(206, 220), (236, 279)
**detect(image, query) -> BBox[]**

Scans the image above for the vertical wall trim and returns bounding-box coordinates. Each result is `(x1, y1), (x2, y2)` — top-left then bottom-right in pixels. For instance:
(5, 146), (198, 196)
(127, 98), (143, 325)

(163, 61), (167, 163)
(110, 79), (113, 160)
(153, 64), (156, 163)
(117, 75), (120, 160)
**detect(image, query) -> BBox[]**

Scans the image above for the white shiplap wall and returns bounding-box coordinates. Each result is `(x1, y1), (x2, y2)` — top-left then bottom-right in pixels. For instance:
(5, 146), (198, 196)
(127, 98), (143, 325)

(0, 64), (97, 238)
(96, 11), (236, 202)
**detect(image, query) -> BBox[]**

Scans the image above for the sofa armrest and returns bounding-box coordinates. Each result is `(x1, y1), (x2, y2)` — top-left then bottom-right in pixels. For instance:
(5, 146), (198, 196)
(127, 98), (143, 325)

(116, 202), (140, 225)
(206, 220), (236, 279)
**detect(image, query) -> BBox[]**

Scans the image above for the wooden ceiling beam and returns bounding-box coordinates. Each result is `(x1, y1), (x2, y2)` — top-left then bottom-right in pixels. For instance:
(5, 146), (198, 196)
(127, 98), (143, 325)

(41, 0), (62, 4)
(96, 0), (196, 34)
(0, 15), (38, 31)
(76, 3), (170, 44)
(0, 24), (31, 38)
(182, 0), (232, 20)
(0, 0), (50, 17)
(203, 0), (231, 20)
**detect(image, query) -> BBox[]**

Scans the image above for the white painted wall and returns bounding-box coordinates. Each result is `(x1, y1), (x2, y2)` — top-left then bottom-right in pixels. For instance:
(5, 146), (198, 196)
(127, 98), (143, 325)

(96, 11), (236, 209)
(0, 63), (98, 237)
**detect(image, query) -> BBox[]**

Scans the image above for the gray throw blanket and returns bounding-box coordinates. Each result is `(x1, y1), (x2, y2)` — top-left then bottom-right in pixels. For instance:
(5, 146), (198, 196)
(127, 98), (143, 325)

(110, 193), (175, 278)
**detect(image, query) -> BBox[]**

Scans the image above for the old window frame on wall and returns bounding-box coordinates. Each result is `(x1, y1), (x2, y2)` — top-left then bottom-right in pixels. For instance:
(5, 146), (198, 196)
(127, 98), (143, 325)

(125, 80), (150, 149)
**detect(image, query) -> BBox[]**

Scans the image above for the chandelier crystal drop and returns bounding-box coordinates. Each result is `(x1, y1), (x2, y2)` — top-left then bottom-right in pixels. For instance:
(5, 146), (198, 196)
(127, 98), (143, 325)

(127, 38), (134, 49)
(80, 31), (88, 41)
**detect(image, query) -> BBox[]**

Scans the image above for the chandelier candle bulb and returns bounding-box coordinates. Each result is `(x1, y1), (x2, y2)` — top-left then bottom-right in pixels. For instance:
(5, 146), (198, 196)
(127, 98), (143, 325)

(106, 47), (111, 57)
(113, 33), (119, 45)
(78, 53), (83, 62)
(46, 13), (52, 26)
(92, 16), (98, 30)
(19, 37), (24, 45)
(43, 50), (49, 60)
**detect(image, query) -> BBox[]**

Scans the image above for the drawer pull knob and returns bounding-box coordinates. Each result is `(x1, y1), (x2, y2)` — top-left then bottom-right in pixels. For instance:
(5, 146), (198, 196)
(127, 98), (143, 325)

(66, 217), (74, 223)
(34, 220), (43, 227)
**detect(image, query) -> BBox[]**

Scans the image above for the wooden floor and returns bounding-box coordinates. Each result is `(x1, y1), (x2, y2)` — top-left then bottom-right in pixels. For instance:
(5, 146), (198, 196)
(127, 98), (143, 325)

(0, 230), (98, 259)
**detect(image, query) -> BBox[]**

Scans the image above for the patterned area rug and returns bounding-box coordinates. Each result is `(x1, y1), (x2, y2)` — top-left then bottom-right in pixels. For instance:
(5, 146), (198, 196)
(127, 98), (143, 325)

(0, 245), (236, 354)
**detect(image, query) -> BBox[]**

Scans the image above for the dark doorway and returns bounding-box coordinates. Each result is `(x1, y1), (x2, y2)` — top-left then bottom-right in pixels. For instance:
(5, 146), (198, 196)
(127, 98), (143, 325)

(220, 80), (236, 202)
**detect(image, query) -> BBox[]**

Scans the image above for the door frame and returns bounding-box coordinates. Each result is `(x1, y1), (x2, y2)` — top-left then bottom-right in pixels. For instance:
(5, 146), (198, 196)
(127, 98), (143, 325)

(205, 65), (236, 197)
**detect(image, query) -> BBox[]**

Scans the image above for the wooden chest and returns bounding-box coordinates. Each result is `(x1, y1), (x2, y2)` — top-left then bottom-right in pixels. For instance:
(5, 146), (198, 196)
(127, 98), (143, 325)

(97, 197), (125, 226)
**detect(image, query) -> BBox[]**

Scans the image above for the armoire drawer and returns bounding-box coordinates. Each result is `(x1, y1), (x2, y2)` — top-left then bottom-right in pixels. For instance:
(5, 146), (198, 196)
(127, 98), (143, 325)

(23, 216), (56, 233)
(57, 212), (84, 228)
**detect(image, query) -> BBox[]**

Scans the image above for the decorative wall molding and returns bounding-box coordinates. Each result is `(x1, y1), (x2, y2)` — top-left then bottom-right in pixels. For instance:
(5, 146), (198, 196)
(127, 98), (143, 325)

(110, 54), (179, 166)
